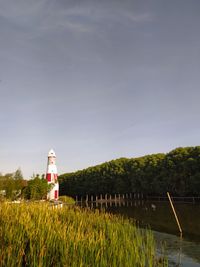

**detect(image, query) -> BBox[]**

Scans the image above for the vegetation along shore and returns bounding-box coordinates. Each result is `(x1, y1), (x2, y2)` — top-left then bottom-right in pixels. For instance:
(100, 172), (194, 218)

(0, 203), (167, 267)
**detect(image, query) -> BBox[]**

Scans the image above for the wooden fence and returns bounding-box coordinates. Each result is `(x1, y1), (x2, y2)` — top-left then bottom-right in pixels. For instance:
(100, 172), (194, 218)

(74, 193), (200, 204)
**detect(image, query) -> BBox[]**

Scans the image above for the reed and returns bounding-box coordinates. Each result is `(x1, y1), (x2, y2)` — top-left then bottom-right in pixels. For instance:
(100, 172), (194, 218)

(0, 203), (167, 267)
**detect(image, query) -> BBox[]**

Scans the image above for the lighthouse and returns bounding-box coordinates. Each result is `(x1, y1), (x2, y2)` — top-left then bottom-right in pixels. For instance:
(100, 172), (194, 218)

(46, 149), (59, 200)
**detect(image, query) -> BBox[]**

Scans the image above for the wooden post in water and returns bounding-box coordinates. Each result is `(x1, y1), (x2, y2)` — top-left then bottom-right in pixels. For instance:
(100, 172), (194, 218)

(122, 194), (125, 206)
(109, 195), (112, 207)
(105, 194), (107, 202)
(167, 192), (182, 235)
(95, 195), (98, 207)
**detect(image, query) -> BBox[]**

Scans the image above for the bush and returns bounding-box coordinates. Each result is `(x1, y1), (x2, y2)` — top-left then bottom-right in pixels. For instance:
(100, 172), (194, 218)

(59, 195), (75, 204)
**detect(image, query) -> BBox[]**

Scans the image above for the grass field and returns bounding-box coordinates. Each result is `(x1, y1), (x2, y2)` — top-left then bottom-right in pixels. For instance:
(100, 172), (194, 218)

(0, 203), (167, 267)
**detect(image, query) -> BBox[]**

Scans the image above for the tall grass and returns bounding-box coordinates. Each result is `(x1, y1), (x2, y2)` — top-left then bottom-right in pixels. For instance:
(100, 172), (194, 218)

(0, 203), (167, 267)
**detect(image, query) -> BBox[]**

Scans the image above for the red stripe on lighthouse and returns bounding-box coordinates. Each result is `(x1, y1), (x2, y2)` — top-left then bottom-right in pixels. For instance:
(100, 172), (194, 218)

(55, 190), (58, 199)
(46, 173), (51, 182)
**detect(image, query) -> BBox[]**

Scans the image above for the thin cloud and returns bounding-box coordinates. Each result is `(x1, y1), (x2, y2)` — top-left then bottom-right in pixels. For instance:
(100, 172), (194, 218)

(40, 19), (94, 34)
(125, 12), (153, 23)
(0, 1), (153, 38)
(39, 4), (153, 35)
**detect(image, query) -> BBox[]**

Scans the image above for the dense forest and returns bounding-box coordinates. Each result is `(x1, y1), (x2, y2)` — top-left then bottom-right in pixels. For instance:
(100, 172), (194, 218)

(59, 146), (200, 197)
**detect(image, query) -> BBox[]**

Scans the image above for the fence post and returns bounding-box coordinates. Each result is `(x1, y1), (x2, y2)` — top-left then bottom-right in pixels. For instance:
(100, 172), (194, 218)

(105, 194), (107, 202)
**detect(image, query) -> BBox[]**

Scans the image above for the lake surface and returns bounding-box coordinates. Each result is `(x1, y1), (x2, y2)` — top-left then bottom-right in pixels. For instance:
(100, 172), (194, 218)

(84, 200), (200, 267)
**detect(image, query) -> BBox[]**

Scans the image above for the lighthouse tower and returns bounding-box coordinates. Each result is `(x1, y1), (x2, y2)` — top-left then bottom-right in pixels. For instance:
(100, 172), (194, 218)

(46, 149), (59, 200)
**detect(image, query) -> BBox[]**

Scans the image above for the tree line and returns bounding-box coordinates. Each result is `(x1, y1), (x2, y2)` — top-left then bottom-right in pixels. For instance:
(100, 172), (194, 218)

(59, 146), (200, 197)
(0, 170), (49, 201)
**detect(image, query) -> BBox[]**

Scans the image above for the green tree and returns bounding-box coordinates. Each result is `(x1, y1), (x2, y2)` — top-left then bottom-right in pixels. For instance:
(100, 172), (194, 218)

(3, 173), (15, 199)
(13, 168), (23, 180)
(13, 168), (24, 193)
(23, 176), (49, 200)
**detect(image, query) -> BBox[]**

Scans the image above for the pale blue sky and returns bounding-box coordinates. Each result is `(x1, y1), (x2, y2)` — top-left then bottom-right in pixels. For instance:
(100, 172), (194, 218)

(0, 0), (200, 178)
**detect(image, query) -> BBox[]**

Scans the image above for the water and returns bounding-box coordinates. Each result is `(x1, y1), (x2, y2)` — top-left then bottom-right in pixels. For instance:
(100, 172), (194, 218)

(84, 200), (200, 267)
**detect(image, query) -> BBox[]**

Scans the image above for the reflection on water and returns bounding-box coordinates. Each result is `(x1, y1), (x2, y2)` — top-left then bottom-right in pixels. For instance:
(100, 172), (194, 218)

(82, 200), (200, 267)
(154, 231), (200, 267)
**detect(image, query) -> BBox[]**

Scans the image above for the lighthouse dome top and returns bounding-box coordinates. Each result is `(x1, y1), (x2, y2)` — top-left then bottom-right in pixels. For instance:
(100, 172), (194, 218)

(48, 149), (56, 157)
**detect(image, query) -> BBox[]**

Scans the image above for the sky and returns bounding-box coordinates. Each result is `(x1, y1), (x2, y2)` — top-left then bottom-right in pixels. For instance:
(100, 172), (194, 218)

(0, 0), (200, 178)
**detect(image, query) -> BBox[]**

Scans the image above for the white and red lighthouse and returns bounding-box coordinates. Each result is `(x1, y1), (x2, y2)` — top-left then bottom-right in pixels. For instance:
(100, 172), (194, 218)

(46, 149), (59, 201)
